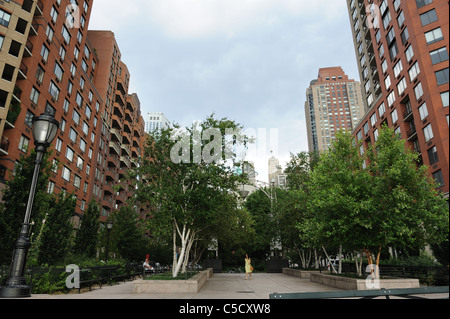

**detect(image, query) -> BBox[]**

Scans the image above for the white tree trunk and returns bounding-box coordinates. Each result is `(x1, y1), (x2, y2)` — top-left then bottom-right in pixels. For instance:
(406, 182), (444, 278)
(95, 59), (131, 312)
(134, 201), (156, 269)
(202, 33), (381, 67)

(322, 246), (337, 274)
(172, 221), (191, 278)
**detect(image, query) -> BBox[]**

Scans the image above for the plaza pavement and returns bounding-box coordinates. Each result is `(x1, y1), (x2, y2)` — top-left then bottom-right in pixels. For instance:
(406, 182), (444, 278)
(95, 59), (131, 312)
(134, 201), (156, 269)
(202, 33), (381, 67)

(29, 273), (342, 299)
(25, 272), (449, 300)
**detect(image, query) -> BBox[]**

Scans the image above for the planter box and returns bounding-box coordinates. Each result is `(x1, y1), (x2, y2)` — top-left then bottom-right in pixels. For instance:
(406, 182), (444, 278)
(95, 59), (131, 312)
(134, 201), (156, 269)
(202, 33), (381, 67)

(282, 268), (316, 279)
(283, 268), (420, 290)
(133, 268), (213, 294)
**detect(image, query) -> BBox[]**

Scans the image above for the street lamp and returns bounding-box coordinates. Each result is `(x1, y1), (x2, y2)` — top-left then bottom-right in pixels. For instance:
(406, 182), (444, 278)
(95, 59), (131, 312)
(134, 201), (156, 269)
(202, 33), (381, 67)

(0, 113), (59, 298)
(105, 220), (113, 263)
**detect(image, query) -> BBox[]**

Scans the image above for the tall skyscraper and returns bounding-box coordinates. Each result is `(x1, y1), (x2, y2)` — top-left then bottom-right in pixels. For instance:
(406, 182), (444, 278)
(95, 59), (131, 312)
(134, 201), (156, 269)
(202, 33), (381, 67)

(305, 67), (365, 152)
(0, 1), (146, 223)
(346, 0), (449, 199)
(145, 112), (170, 134)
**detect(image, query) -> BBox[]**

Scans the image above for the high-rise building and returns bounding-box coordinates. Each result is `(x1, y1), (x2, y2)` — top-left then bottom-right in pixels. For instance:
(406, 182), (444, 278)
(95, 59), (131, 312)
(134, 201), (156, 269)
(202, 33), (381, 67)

(305, 67), (366, 152)
(0, 1), (146, 224)
(346, 0), (449, 199)
(145, 112), (170, 134)
(268, 155), (287, 188)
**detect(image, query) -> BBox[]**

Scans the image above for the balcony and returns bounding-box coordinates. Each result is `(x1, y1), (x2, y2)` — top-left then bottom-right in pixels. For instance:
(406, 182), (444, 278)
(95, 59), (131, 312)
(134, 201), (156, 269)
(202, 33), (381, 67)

(120, 155), (131, 169)
(34, 0), (43, 16)
(110, 128), (121, 143)
(109, 141), (121, 156)
(121, 144), (131, 157)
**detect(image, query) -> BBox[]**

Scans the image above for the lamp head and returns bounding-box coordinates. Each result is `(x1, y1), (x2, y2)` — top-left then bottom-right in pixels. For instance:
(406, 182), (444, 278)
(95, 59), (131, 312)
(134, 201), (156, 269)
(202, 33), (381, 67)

(32, 113), (59, 147)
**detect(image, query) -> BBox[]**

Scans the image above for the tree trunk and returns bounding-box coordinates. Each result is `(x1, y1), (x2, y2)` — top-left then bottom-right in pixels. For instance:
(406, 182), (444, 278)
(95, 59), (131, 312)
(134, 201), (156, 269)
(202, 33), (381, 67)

(322, 246), (337, 274)
(172, 221), (191, 278)
(338, 245), (343, 274)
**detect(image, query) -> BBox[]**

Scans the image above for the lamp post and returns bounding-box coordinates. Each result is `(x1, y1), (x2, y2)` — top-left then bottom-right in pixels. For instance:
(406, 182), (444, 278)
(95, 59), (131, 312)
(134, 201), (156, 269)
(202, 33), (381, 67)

(105, 220), (113, 263)
(0, 113), (59, 298)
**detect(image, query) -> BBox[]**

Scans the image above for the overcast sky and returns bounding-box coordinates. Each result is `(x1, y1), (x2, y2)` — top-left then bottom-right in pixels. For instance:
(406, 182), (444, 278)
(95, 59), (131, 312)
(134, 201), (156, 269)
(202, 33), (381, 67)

(88, 0), (361, 183)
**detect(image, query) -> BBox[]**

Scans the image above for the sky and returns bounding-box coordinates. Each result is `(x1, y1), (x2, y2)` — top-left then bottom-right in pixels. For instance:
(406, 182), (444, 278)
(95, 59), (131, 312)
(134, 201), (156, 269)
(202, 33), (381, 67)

(88, 0), (361, 183)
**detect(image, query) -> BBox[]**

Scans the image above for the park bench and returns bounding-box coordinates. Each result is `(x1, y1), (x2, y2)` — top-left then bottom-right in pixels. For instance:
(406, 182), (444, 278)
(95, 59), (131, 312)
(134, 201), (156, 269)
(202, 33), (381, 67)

(270, 286), (449, 299)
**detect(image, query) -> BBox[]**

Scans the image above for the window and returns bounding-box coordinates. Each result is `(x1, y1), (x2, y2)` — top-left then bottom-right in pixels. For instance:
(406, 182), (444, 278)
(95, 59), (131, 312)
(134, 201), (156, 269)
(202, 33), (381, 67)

(419, 102), (429, 120)
(19, 135), (30, 153)
(62, 25), (71, 44)
(423, 124), (434, 142)
(435, 68), (449, 85)
(54, 62), (64, 82)
(62, 167), (71, 182)
(50, 6), (58, 22)
(420, 9), (438, 26)
(30, 87), (40, 105)
(65, 146), (74, 162)
(408, 62), (420, 81)
(49, 81), (60, 101)
(69, 128), (77, 143)
(24, 111), (34, 128)
(430, 47), (449, 65)
(414, 82), (424, 100)
(0, 9), (12, 27)
(427, 146), (439, 165)
(80, 139), (86, 152)
(397, 11), (405, 28)
(45, 25), (54, 41)
(387, 91), (396, 107)
(72, 110), (80, 125)
(55, 138), (63, 152)
(394, 60), (403, 77)
(432, 170), (444, 188)
(441, 91), (449, 107)
(40, 45), (49, 62)
(385, 75), (391, 89)
(378, 102), (386, 117)
(416, 0), (433, 9)
(391, 108), (398, 123)
(82, 121), (89, 135)
(425, 28), (443, 45)
(397, 77), (407, 95)
(401, 27), (409, 45)
(405, 45), (414, 62)
(59, 46), (66, 61)
(77, 157), (84, 170)
(47, 181), (55, 194)
(74, 175), (81, 188)
(370, 113), (377, 126)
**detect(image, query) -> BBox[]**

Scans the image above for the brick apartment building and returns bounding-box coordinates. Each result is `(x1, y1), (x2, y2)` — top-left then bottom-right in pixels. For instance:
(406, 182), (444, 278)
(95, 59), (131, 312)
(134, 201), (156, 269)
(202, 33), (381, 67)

(305, 66), (366, 152)
(346, 0), (449, 200)
(0, 0), (146, 226)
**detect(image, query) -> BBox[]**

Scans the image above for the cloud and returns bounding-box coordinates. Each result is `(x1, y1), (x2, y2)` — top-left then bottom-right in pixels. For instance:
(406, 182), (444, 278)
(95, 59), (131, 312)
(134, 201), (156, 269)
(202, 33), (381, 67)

(88, 0), (359, 182)
(91, 0), (345, 39)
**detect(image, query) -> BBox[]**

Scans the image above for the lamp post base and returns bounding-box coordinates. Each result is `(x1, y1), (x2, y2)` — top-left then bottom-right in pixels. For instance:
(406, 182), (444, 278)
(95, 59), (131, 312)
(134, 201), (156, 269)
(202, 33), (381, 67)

(0, 285), (31, 298)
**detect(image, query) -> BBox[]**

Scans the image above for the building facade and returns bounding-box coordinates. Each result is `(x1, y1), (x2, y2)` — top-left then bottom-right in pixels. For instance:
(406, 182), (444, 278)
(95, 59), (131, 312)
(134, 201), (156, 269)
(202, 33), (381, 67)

(305, 67), (366, 152)
(346, 0), (449, 199)
(0, 0), (146, 225)
(145, 112), (170, 134)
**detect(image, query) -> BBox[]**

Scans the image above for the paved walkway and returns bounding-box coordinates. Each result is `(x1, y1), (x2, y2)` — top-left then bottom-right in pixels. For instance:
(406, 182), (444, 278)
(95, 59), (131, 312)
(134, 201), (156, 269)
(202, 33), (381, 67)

(29, 273), (342, 299)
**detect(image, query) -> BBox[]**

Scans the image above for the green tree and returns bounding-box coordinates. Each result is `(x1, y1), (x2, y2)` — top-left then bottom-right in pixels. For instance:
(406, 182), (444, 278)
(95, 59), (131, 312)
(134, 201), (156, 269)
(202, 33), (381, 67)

(0, 150), (53, 265)
(110, 205), (148, 262)
(305, 131), (373, 272)
(364, 126), (448, 267)
(131, 114), (251, 277)
(73, 200), (100, 258)
(37, 193), (76, 265)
